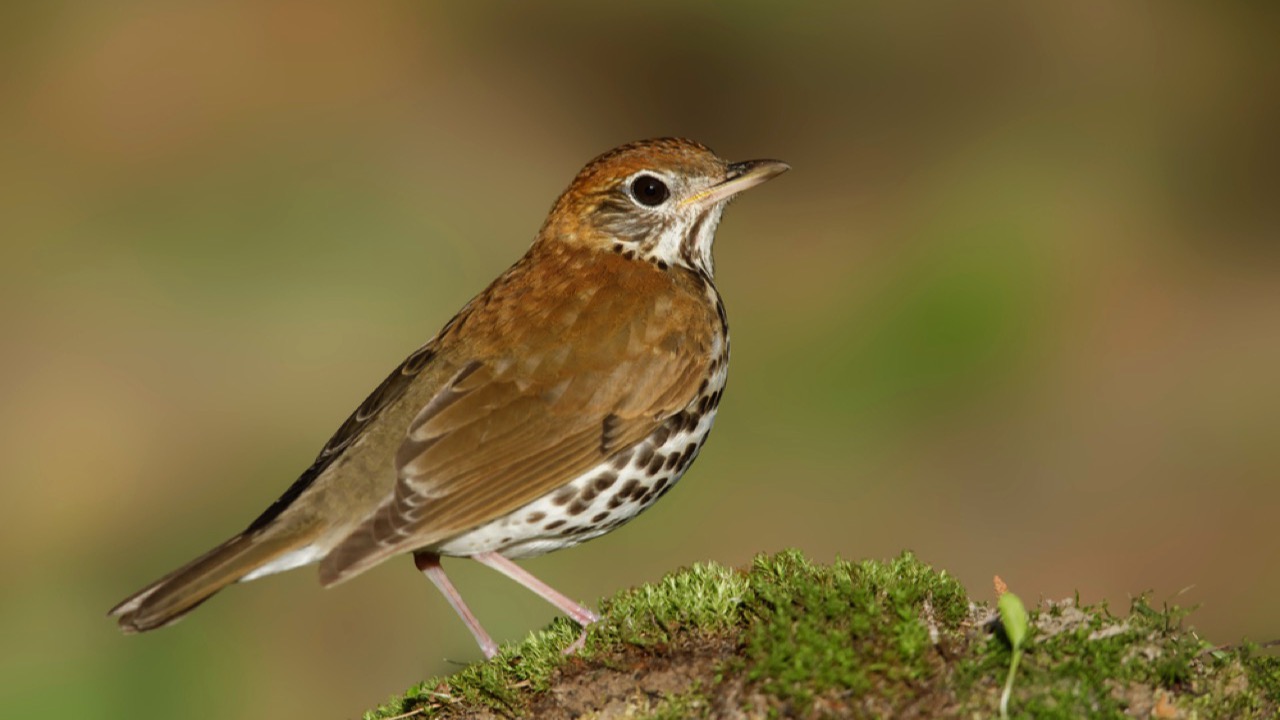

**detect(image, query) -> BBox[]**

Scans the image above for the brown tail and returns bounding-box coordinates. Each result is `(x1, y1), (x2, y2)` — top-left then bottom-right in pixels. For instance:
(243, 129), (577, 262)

(107, 531), (310, 633)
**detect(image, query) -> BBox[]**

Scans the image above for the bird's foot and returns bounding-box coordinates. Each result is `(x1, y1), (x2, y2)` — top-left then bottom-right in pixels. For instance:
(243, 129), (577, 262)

(562, 626), (589, 656)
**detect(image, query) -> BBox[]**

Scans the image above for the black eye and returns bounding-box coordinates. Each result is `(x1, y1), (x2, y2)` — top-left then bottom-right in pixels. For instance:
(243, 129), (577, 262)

(629, 174), (670, 207)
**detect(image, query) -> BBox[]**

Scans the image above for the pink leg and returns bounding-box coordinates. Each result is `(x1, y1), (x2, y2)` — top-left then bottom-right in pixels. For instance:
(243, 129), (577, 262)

(471, 552), (600, 627)
(414, 552), (499, 659)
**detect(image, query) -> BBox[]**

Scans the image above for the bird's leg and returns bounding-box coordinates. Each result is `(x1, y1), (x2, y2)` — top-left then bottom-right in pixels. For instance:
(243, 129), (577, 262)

(414, 552), (499, 659)
(471, 552), (598, 654)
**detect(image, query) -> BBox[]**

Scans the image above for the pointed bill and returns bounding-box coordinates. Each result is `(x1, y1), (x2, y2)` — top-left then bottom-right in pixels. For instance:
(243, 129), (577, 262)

(681, 159), (790, 209)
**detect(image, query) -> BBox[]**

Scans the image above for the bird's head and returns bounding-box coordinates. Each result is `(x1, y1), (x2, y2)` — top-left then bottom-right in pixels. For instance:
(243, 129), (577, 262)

(538, 138), (788, 277)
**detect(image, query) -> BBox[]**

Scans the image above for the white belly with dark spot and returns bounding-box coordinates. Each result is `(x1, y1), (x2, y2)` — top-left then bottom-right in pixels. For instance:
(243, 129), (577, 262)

(431, 361), (727, 559)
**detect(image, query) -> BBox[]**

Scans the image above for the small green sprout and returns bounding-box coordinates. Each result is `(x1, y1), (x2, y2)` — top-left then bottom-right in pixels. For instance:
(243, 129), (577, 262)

(996, 577), (1029, 719)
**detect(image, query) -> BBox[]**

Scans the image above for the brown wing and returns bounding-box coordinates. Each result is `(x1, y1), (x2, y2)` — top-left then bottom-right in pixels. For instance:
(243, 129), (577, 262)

(244, 343), (438, 533)
(319, 249), (717, 585)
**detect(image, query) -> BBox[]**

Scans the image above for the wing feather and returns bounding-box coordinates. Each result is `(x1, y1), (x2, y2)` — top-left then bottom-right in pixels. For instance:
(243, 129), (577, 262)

(319, 252), (718, 585)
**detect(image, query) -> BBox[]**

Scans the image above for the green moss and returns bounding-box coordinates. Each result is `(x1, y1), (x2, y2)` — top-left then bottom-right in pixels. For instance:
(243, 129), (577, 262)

(1245, 650), (1280, 702)
(363, 551), (1278, 719)
(591, 560), (748, 649)
(737, 550), (968, 710)
(363, 560), (749, 720)
(642, 685), (713, 720)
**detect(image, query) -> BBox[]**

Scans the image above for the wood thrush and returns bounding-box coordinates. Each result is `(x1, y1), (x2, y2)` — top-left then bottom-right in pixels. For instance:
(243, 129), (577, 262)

(108, 138), (789, 658)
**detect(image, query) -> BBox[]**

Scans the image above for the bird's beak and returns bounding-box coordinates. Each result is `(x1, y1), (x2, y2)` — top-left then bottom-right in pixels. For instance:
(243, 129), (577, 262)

(681, 159), (791, 208)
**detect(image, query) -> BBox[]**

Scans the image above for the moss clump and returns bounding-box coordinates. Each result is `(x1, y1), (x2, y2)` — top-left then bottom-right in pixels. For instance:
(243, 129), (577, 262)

(737, 550), (969, 711)
(363, 550), (1279, 719)
(956, 596), (1205, 718)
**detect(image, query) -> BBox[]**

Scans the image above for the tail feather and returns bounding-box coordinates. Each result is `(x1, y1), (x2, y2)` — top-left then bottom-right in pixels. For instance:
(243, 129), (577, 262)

(108, 531), (309, 633)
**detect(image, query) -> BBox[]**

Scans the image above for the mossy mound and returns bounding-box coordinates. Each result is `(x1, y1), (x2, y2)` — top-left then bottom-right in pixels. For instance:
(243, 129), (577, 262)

(363, 550), (1279, 719)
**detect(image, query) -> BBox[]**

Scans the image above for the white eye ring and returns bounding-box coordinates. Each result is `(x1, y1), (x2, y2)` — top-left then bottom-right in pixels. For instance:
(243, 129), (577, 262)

(628, 173), (671, 207)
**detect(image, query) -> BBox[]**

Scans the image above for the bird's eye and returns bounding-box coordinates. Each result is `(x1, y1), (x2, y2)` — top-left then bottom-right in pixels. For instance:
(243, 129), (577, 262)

(629, 175), (670, 207)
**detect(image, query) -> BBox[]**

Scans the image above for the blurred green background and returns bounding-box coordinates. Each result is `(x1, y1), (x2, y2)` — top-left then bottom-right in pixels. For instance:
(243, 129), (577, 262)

(2, 2), (1277, 718)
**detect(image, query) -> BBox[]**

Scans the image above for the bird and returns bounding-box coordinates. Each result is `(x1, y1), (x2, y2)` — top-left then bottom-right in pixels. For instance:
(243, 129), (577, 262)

(108, 137), (789, 658)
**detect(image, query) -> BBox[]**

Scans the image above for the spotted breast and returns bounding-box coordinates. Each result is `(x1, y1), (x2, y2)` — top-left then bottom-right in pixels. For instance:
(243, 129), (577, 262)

(432, 272), (729, 559)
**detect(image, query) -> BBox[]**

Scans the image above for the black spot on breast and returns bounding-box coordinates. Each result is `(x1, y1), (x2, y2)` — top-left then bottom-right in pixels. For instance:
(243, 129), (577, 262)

(651, 425), (671, 447)
(545, 519), (566, 530)
(635, 445), (655, 468)
(568, 500), (589, 516)
(552, 487), (576, 506)
(620, 479), (642, 498)
(646, 453), (666, 475)
(611, 449), (634, 470)
(679, 443), (698, 468)
(526, 511), (546, 523)
(653, 477), (669, 493)
(593, 473), (617, 491)
(591, 512), (609, 523)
